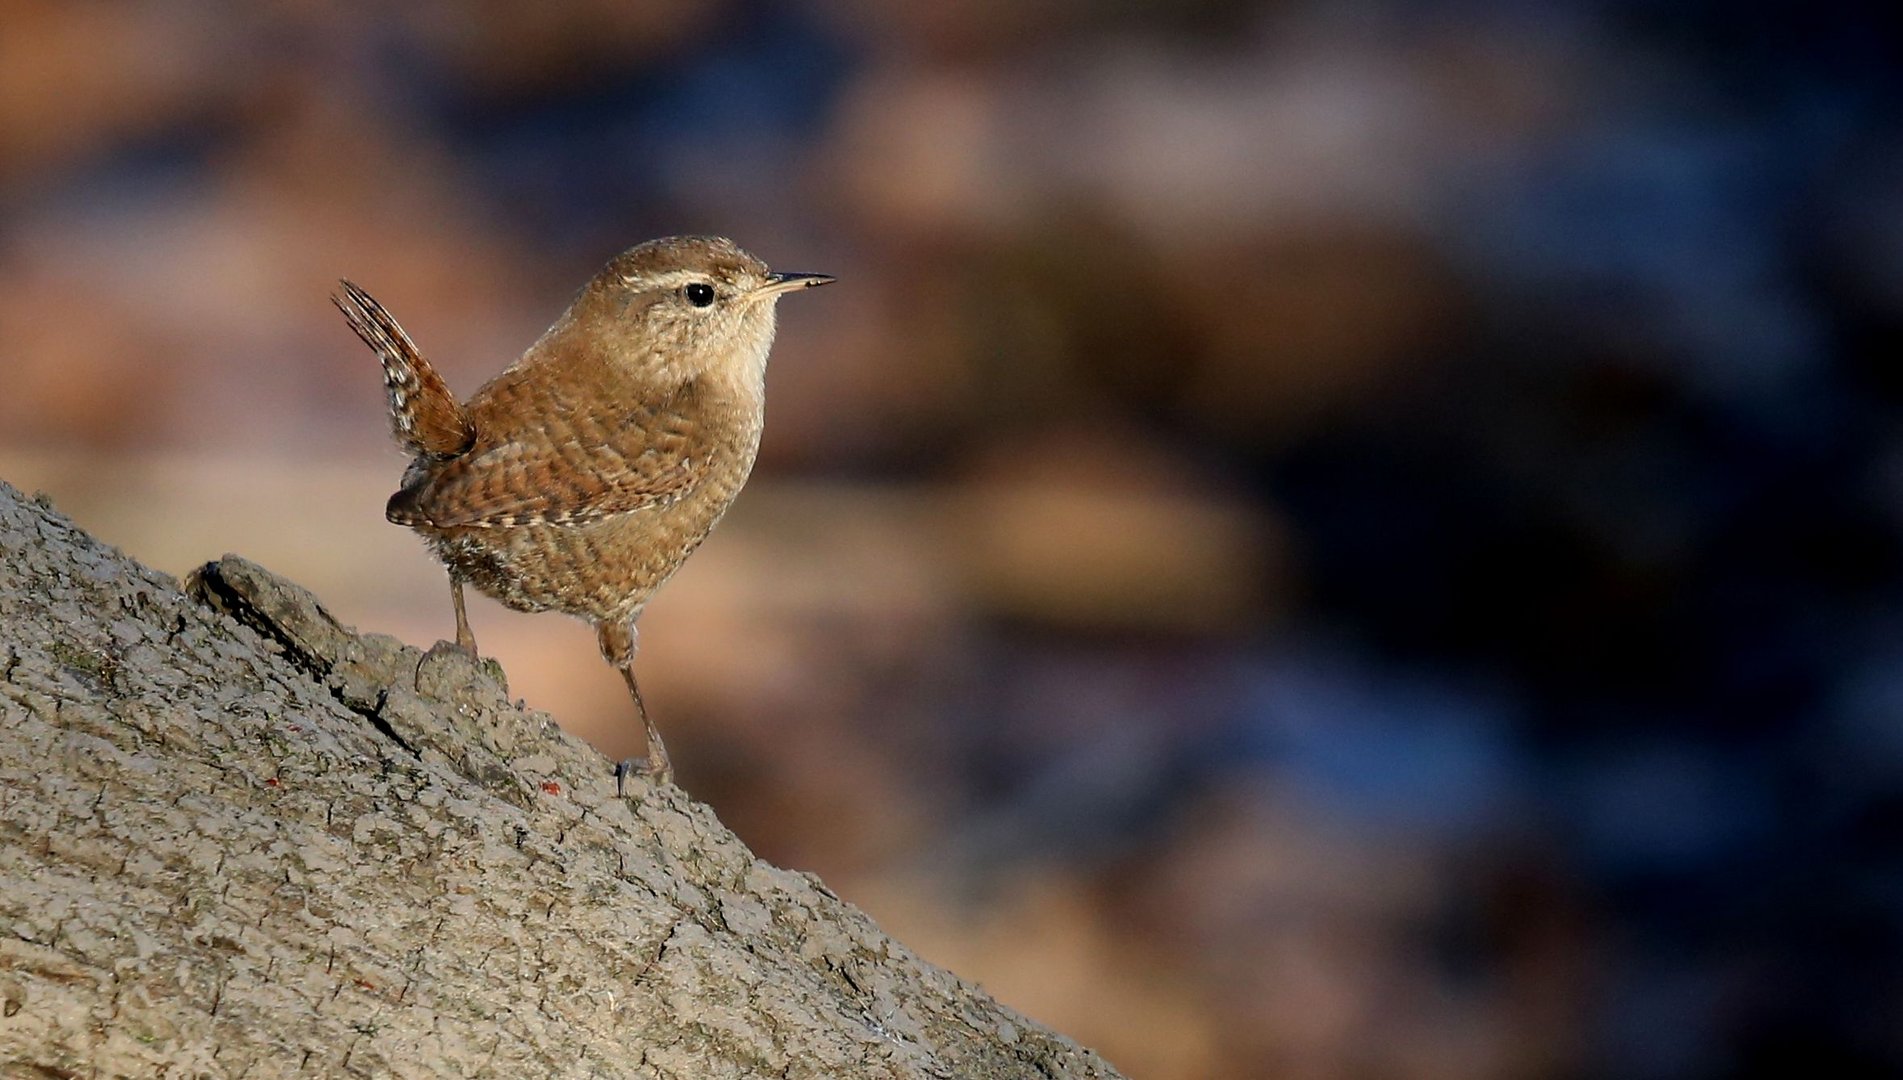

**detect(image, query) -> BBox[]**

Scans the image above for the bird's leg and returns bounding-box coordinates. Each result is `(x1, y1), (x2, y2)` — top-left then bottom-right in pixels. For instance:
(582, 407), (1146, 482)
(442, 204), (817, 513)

(616, 666), (672, 793)
(599, 621), (672, 792)
(450, 576), (477, 657)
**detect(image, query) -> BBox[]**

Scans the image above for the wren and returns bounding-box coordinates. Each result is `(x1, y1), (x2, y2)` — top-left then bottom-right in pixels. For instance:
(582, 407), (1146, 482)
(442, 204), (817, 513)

(334, 236), (832, 789)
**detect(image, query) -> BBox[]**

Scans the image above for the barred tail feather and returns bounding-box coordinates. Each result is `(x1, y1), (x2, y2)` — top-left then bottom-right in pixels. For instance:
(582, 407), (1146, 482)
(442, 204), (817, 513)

(333, 280), (476, 459)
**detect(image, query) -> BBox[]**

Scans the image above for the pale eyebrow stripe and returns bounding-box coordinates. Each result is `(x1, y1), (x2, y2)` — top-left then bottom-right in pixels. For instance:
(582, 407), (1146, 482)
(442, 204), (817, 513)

(620, 270), (708, 290)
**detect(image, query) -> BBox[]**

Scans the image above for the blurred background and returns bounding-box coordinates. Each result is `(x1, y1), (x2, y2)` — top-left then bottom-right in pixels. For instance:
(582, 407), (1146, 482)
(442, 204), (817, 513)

(3, 1), (1899, 1076)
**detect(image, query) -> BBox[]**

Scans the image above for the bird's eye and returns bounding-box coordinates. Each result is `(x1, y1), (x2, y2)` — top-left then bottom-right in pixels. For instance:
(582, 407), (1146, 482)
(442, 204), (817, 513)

(683, 282), (716, 308)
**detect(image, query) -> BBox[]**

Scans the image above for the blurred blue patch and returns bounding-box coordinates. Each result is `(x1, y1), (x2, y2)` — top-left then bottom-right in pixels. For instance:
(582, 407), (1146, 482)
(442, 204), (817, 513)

(420, 4), (856, 251)
(1555, 733), (1775, 876)
(1238, 643), (1528, 838)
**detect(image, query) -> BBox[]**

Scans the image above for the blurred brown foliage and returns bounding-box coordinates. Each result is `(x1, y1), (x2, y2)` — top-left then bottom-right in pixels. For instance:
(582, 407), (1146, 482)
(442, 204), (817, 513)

(9, 1), (1892, 1076)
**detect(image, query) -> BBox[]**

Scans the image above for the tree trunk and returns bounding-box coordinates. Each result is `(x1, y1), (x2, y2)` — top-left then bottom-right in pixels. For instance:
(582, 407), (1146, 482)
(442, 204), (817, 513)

(0, 481), (1125, 1079)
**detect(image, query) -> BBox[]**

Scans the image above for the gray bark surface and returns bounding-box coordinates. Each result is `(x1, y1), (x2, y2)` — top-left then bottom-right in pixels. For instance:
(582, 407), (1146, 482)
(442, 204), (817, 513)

(0, 481), (1125, 1079)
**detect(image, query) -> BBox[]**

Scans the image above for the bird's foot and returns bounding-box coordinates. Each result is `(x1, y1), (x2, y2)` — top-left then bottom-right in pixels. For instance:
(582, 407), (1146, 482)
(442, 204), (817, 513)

(614, 755), (673, 796)
(415, 639), (509, 700)
(425, 638), (478, 663)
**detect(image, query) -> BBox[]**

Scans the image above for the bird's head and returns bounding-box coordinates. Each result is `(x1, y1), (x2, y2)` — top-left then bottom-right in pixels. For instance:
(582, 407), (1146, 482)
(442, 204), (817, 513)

(567, 235), (832, 386)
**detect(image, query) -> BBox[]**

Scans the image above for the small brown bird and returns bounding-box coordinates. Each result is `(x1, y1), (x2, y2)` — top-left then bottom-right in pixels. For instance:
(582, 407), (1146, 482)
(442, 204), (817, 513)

(334, 236), (832, 788)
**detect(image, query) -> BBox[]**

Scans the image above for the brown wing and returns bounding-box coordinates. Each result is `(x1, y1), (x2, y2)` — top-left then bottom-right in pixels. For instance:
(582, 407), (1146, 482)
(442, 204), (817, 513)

(387, 378), (709, 529)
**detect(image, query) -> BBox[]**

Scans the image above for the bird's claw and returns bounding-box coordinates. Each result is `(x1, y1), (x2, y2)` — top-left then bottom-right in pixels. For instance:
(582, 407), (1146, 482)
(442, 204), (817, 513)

(615, 756), (672, 796)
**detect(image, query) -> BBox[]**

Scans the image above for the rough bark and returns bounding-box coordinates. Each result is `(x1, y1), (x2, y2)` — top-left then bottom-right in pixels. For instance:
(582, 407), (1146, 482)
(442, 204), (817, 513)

(0, 481), (1124, 1080)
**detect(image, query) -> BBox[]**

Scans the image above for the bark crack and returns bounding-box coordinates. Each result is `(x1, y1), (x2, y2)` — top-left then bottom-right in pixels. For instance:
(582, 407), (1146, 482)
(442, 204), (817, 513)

(186, 559), (417, 757)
